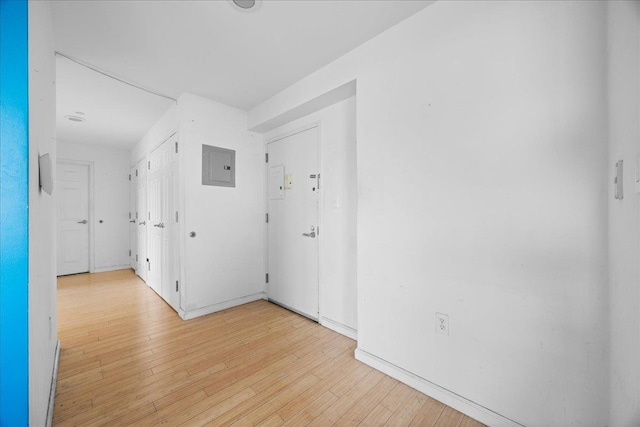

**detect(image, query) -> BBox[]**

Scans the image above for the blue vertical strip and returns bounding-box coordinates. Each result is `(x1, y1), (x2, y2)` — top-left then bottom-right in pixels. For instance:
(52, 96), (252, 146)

(0, 0), (29, 425)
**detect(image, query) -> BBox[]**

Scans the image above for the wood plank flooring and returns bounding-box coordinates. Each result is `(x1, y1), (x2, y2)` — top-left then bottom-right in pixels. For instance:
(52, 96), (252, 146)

(54, 269), (484, 427)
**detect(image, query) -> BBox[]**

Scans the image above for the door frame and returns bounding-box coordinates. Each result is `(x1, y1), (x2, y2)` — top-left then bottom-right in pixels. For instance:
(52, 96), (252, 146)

(56, 159), (96, 273)
(129, 164), (137, 270)
(265, 121), (323, 320)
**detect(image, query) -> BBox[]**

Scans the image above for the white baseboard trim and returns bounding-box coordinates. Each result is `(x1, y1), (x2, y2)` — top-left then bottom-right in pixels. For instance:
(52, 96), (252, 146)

(182, 292), (267, 320)
(90, 265), (131, 274)
(45, 340), (61, 427)
(320, 316), (357, 340)
(355, 348), (523, 427)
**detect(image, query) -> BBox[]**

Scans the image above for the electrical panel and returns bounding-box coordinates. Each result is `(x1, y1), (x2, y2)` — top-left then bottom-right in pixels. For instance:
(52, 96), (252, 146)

(202, 145), (235, 187)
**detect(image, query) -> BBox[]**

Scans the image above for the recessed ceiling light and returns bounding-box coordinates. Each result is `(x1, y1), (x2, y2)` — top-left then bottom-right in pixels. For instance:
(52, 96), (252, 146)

(65, 115), (85, 123)
(228, 0), (262, 13)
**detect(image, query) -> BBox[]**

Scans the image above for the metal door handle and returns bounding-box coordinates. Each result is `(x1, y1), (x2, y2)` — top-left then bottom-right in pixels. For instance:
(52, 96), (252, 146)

(302, 232), (316, 238)
(129, 220), (136, 223)
(139, 221), (146, 225)
(77, 220), (88, 224)
(154, 223), (165, 228)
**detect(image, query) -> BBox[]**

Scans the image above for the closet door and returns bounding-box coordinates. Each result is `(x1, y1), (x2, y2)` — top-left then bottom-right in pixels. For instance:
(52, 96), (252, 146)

(147, 146), (164, 296)
(136, 158), (147, 281)
(161, 136), (180, 311)
(146, 135), (180, 312)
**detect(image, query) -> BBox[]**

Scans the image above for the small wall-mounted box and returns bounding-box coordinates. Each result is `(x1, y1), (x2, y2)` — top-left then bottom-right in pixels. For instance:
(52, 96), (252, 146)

(202, 145), (235, 188)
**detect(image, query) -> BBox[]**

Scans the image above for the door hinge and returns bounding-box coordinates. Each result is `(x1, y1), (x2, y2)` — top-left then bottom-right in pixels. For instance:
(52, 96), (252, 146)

(317, 226), (320, 236)
(136, 169), (138, 177)
(148, 161), (151, 170)
(265, 153), (268, 163)
(176, 211), (179, 222)
(148, 212), (151, 220)
(318, 173), (321, 189)
(265, 213), (268, 223)
(265, 273), (269, 284)
(129, 250), (131, 257)
(129, 212), (131, 219)
(129, 174), (131, 181)
(175, 141), (178, 153)
(136, 212), (138, 219)
(176, 280), (179, 292)
(136, 254), (138, 261)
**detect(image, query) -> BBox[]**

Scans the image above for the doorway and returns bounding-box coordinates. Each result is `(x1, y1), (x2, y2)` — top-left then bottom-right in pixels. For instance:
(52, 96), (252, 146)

(267, 126), (320, 320)
(56, 161), (91, 276)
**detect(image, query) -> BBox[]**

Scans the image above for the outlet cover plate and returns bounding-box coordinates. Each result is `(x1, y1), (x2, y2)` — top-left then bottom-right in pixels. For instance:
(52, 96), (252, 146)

(436, 312), (449, 335)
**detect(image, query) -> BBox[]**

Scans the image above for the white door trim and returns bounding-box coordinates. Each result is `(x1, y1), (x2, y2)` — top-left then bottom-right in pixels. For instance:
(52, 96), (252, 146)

(57, 159), (96, 273)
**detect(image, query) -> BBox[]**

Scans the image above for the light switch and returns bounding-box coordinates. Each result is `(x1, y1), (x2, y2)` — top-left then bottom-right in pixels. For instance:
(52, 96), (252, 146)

(332, 196), (341, 209)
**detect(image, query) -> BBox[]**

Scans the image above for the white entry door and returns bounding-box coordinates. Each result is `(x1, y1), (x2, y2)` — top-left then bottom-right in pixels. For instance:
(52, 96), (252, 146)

(136, 158), (147, 281)
(147, 136), (180, 311)
(267, 126), (319, 320)
(129, 165), (137, 269)
(57, 162), (90, 276)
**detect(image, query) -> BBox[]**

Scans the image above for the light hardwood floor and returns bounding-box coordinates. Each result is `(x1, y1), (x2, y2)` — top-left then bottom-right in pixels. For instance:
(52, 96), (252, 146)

(54, 269), (484, 427)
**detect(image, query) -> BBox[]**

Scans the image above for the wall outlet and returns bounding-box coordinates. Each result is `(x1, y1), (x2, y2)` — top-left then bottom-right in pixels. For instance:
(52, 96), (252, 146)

(436, 313), (449, 335)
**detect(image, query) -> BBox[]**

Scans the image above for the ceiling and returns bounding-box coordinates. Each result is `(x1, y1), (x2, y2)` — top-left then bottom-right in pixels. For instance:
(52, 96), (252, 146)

(52, 0), (432, 149)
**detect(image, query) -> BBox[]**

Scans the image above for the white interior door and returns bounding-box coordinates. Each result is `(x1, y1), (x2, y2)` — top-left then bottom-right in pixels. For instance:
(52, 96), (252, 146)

(161, 137), (180, 311)
(129, 165), (137, 269)
(136, 158), (147, 281)
(147, 136), (180, 311)
(267, 127), (319, 320)
(147, 148), (163, 295)
(57, 162), (90, 276)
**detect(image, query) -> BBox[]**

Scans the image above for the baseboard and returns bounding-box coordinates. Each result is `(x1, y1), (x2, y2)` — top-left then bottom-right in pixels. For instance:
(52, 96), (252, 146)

(320, 316), (357, 340)
(354, 348), (523, 427)
(182, 292), (267, 320)
(45, 340), (61, 427)
(90, 265), (130, 273)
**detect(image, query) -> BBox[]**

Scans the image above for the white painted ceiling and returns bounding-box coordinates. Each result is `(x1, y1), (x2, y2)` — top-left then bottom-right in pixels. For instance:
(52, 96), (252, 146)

(52, 0), (432, 149)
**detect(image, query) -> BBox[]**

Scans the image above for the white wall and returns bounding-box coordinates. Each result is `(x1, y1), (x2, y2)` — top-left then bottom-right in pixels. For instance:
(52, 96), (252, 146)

(608, 1), (640, 425)
(28, 1), (58, 424)
(57, 140), (130, 272)
(250, 2), (610, 426)
(131, 94), (265, 318)
(263, 97), (357, 337)
(130, 103), (178, 164)
(179, 93), (265, 316)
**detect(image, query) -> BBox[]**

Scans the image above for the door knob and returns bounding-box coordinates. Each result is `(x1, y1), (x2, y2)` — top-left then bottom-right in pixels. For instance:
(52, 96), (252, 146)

(139, 221), (146, 225)
(77, 219), (88, 224)
(302, 226), (316, 238)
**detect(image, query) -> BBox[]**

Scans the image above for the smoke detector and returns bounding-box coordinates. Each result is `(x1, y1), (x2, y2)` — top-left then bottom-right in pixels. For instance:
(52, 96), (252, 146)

(228, 0), (262, 13)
